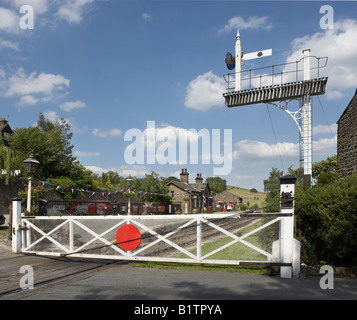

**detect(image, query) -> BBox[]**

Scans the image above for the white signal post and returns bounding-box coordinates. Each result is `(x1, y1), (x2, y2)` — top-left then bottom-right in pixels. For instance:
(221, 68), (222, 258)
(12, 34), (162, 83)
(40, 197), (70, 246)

(235, 29), (272, 91)
(235, 29), (242, 91)
(302, 49), (312, 184)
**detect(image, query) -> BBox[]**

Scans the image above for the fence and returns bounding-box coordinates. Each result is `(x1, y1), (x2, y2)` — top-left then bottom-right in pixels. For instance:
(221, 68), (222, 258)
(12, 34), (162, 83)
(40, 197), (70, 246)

(223, 55), (328, 92)
(12, 176), (300, 278)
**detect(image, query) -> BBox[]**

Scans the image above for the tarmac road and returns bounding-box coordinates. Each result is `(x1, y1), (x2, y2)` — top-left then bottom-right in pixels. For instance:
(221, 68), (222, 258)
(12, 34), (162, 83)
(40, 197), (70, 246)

(1, 245), (357, 301)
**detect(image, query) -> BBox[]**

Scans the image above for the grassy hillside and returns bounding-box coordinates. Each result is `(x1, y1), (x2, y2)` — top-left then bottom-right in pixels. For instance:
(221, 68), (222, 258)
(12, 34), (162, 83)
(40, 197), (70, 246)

(226, 186), (266, 208)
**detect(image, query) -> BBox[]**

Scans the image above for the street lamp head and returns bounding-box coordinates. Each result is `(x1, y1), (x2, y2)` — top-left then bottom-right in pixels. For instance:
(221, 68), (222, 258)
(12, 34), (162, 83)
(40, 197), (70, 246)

(23, 152), (40, 176)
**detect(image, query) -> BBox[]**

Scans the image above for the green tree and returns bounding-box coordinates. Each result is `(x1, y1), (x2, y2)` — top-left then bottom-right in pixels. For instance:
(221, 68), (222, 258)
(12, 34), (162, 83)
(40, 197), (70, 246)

(312, 155), (337, 185)
(66, 161), (93, 189)
(287, 166), (304, 187)
(9, 113), (75, 180)
(205, 177), (226, 194)
(163, 176), (180, 184)
(263, 168), (283, 212)
(136, 172), (171, 204)
(100, 170), (122, 187)
(0, 143), (12, 184)
(120, 172), (171, 204)
(8, 113), (93, 190)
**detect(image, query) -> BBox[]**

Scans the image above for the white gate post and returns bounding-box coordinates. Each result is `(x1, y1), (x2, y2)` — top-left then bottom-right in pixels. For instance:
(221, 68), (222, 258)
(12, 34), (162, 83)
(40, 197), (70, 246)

(196, 218), (202, 262)
(12, 197), (22, 254)
(279, 175), (299, 278)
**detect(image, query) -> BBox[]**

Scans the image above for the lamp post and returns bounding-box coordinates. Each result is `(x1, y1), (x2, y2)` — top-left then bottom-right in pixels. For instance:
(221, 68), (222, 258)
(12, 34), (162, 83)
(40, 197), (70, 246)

(126, 174), (133, 215)
(23, 152), (40, 214)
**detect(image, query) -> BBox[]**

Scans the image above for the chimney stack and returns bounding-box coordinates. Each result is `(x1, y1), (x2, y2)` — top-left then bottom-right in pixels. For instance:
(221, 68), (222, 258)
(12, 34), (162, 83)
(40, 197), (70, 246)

(180, 168), (189, 183)
(195, 173), (203, 184)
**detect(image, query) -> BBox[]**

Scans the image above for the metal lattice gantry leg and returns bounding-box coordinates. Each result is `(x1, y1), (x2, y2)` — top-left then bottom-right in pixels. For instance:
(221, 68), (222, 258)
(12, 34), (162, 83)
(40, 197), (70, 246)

(270, 94), (312, 186)
(302, 95), (312, 185)
(301, 49), (312, 185)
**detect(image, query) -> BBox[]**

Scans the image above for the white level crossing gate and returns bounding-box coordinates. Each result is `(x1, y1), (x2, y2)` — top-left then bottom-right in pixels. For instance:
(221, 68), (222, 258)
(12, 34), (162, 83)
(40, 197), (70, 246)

(12, 176), (300, 278)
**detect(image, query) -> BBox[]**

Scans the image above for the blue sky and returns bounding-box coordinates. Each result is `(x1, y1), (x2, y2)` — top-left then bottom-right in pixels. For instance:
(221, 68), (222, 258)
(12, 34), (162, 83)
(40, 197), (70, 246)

(1, 0), (356, 191)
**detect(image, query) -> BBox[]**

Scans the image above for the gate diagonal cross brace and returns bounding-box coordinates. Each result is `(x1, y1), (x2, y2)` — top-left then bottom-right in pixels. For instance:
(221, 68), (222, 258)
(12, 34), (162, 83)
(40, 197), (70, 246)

(200, 218), (278, 260)
(130, 219), (197, 260)
(23, 219), (71, 254)
(71, 219), (127, 256)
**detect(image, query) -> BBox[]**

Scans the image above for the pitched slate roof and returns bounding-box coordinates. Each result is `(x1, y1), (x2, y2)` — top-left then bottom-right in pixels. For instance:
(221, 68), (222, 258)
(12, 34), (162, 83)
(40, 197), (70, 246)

(0, 119), (13, 134)
(167, 180), (201, 193)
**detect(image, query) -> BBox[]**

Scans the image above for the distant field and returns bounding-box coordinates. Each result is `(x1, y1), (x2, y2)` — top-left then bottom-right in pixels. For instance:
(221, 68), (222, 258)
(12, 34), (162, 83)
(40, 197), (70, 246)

(226, 186), (267, 208)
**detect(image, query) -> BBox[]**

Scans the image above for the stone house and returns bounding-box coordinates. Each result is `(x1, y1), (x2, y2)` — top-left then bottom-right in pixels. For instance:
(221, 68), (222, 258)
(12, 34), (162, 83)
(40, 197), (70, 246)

(214, 190), (242, 211)
(337, 89), (357, 177)
(167, 169), (213, 213)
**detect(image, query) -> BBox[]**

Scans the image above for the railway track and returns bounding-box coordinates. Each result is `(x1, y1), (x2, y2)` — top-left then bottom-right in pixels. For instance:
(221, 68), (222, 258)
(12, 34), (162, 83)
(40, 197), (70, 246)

(0, 255), (121, 299)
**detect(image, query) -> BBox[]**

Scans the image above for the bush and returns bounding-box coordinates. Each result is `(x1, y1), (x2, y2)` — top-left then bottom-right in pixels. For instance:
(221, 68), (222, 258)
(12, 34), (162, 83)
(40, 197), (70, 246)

(295, 174), (357, 266)
(240, 202), (249, 211)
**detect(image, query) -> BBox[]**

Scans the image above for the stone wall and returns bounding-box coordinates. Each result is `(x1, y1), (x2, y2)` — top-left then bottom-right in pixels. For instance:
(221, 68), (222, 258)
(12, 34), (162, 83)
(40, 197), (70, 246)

(337, 90), (357, 178)
(0, 178), (27, 214)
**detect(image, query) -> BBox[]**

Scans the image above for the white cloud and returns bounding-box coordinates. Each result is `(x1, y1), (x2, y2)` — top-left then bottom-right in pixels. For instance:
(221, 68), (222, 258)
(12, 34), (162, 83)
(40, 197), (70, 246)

(234, 139), (299, 160)
(233, 135), (336, 165)
(60, 100), (86, 112)
(0, 39), (19, 51)
(16, 95), (39, 107)
(74, 151), (100, 157)
(57, 0), (95, 24)
(140, 123), (205, 164)
(285, 18), (357, 99)
(118, 165), (150, 178)
(3, 0), (93, 28)
(313, 135), (337, 157)
(142, 13), (151, 21)
(92, 128), (123, 137)
(313, 123), (337, 136)
(4, 68), (70, 97)
(229, 134), (337, 190)
(11, 0), (48, 15)
(84, 165), (109, 175)
(184, 70), (226, 111)
(41, 110), (61, 123)
(218, 16), (272, 34)
(84, 164), (150, 178)
(0, 7), (19, 34)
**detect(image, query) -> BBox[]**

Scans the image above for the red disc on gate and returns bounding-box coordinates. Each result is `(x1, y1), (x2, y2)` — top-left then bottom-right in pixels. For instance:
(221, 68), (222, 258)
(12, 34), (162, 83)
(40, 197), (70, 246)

(116, 224), (141, 251)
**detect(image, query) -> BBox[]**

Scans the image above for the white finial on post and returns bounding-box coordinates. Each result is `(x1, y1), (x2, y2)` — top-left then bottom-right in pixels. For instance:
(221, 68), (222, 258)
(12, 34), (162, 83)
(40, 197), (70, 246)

(235, 29), (242, 91)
